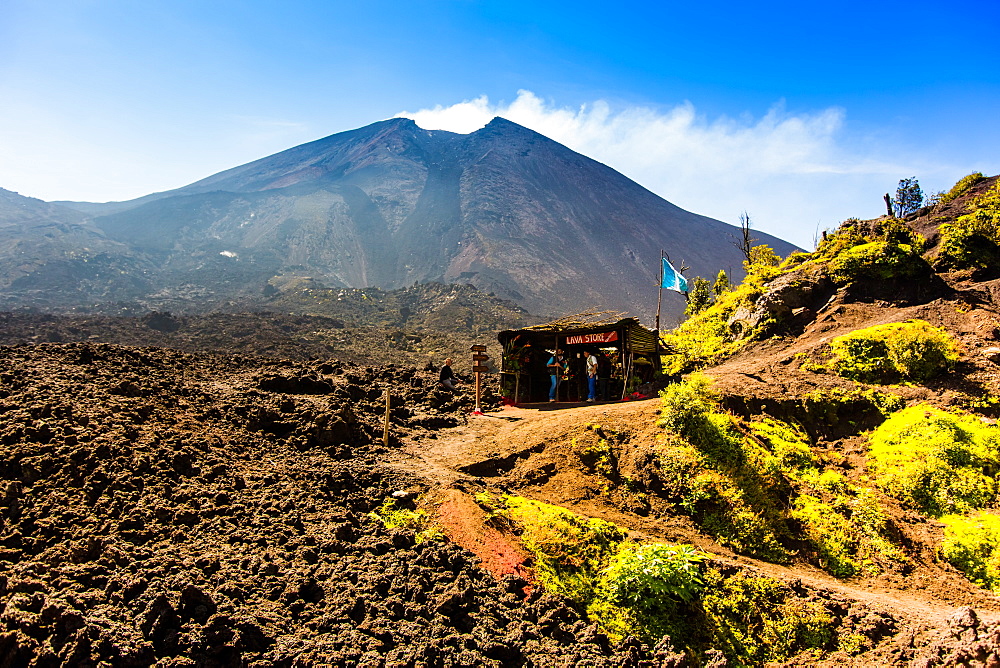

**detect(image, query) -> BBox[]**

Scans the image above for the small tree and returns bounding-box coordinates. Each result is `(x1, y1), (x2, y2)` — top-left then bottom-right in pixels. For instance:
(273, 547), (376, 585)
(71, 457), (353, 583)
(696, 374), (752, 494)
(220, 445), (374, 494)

(684, 277), (713, 316)
(894, 177), (924, 217)
(712, 270), (731, 297)
(730, 211), (757, 263)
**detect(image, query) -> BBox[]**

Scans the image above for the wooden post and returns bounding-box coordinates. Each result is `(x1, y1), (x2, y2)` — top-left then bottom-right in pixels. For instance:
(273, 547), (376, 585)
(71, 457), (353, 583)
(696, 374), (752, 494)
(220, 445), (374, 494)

(474, 371), (482, 414)
(383, 387), (390, 446)
(655, 249), (664, 335)
(470, 344), (489, 415)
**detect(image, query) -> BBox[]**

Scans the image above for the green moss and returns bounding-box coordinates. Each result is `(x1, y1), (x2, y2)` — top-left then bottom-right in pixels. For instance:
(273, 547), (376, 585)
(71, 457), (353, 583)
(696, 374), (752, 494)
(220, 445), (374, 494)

(830, 320), (959, 383)
(368, 498), (443, 543)
(500, 495), (627, 601)
(869, 405), (1000, 516)
(827, 241), (928, 285)
(701, 568), (836, 664)
(748, 416), (815, 472)
(940, 511), (1000, 591)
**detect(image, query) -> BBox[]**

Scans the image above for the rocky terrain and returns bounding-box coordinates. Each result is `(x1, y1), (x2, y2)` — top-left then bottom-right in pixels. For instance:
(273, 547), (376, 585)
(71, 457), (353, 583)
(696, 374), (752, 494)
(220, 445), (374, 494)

(0, 343), (649, 666)
(5, 173), (1000, 666)
(0, 282), (536, 370)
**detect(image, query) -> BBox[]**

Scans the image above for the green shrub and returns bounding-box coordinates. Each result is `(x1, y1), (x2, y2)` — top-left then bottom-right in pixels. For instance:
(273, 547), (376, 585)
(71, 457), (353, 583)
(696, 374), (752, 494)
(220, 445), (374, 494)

(701, 569), (836, 664)
(659, 372), (718, 434)
(939, 172), (985, 205)
(658, 376), (791, 561)
(939, 223), (1000, 270)
(368, 499), (443, 542)
(748, 417), (815, 472)
(868, 405), (1000, 516)
(603, 543), (706, 606)
(827, 240), (927, 284)
(501, 495), (626, 601)
(830, 320), (959, 383)
(660, 256), (786, 374)
(685, 276), (714, 316)
(791, 494), (861, 577)
(938, 181), (1000, 270)
(940, 512), (1000, 591)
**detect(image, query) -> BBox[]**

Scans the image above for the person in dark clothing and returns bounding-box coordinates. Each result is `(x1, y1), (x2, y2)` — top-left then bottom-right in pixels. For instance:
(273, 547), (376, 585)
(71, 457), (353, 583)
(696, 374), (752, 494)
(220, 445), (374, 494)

(597, 352), (612, 401)
(439, 358), (459, 390)
(570, 352), (587, 401)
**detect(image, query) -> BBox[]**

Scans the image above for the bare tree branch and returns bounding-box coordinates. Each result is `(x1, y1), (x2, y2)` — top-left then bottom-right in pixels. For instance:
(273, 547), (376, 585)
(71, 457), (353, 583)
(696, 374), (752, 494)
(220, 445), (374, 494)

(730, 211), (757, 263)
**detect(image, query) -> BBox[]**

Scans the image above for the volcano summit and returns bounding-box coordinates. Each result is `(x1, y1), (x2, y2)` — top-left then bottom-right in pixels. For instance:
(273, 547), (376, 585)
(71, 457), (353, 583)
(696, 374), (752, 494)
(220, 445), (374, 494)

(7, 117), (796, 320)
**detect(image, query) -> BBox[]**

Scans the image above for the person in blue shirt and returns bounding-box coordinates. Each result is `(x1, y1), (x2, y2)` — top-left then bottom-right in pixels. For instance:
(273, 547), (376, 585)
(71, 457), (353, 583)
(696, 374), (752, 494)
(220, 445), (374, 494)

(546, 349), (564, 402)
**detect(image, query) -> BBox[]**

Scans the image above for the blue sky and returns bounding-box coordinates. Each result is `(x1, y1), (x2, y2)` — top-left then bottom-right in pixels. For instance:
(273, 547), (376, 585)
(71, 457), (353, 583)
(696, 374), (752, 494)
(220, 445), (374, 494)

(2, 0), (998, 248)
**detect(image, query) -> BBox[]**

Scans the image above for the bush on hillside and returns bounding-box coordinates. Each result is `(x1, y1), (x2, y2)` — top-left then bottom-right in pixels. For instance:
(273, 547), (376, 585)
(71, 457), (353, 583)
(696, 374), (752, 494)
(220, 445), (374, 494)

(939, 172), (985, 205)
(603, 543), (706, 606)
(937, 180), (1000, 270)
(868, 405), (1000, 517)
(830, 320), (959, 383)
(827, 240), (928, 285)
(940, 512), (1000, 592)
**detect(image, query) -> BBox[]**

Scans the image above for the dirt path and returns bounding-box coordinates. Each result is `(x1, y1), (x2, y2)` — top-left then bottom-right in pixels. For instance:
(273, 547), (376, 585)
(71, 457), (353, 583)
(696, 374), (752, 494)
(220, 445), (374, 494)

(388, 398), (1000, 630)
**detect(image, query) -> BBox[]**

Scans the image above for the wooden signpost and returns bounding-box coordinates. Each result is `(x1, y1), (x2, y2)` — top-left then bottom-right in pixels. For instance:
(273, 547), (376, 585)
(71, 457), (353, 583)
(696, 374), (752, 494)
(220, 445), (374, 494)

(470, 345), (489, 415)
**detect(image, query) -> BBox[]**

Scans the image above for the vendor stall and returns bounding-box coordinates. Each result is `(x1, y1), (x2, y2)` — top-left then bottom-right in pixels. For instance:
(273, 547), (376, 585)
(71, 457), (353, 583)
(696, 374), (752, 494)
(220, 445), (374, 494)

(498, 312), (660, 404)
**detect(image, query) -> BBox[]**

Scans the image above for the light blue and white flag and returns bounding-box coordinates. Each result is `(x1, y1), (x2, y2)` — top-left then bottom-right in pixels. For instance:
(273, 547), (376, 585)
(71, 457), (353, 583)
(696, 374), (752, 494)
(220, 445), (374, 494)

(661, 257), (688, 293)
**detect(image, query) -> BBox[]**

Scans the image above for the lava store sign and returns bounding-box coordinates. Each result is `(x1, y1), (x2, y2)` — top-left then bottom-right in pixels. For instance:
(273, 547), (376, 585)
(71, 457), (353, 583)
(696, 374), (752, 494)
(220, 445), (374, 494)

(564, 332), (618, 346)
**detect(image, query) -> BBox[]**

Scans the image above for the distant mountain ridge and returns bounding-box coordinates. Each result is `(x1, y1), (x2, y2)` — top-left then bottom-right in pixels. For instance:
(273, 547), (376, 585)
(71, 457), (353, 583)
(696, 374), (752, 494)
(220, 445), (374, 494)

(4, 117), (798, 321)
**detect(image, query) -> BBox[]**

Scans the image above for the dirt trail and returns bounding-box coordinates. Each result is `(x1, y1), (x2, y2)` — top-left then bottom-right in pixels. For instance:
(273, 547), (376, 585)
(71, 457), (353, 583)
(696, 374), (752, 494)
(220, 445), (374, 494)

(390, 398), (1000, 631)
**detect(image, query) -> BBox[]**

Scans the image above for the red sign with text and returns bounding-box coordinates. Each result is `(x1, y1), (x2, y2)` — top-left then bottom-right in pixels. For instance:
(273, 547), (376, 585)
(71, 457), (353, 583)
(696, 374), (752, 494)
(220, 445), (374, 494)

(564, 331), (619, 346)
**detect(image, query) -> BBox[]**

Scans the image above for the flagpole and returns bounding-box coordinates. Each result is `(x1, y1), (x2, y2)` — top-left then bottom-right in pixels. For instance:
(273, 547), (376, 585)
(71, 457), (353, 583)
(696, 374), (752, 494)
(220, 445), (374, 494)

(655, 249), (664, 335)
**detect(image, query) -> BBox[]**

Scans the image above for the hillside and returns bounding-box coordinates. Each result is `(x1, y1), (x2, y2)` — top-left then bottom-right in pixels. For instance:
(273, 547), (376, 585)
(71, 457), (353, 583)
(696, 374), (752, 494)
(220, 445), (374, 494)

(3, 118), (797, 321)
(5, 173), (1000, 666)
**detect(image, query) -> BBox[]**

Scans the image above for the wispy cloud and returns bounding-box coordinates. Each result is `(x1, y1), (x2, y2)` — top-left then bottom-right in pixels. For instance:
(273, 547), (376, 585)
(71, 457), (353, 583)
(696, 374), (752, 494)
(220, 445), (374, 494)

(397, 90), (944, 248)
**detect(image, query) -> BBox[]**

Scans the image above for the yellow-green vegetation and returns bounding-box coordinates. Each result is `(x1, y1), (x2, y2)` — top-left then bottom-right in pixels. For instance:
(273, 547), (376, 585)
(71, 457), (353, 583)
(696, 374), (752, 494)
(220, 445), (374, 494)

(700, 569), (836, 664)
(938, 179), (1000, 270)
(813, 217), (928, 287)
(657, 375), (904, 577)
(940, 512), (1000, 592)
(939, 172), (985, 205)
(829, 320), (959, 383)
(658, 375), (791, 561)
(868, 405), (1000, 517)
(500, 494), (628, 602)
(797, 388), (905, 436)
(483, 493), (840, 663)
(660, 246), (784, 375)
(660, 217), (930, 376)
(790, 490), (903, 578)
(827, 240), (927, 284)
(368, 498), (443, 543)
(572, 423), (617, 477)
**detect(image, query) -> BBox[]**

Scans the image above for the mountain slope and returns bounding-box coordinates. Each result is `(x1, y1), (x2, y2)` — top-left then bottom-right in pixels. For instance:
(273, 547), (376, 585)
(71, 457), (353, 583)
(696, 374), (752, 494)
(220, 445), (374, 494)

(23, 118), (798, 320)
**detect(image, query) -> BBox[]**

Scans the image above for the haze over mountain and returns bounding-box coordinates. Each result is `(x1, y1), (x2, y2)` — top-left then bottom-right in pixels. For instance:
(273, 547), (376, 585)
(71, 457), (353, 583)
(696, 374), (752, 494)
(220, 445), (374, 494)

(3, 117), (797, 322)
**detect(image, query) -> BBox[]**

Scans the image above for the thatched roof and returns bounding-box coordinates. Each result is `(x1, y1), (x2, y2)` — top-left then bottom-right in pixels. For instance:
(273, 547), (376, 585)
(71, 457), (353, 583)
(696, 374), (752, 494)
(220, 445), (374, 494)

(498, 311), (658, 356)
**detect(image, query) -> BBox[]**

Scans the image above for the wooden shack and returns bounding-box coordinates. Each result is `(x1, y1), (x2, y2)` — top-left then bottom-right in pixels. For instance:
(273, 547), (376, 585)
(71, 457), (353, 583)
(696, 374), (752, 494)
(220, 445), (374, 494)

(497, 312), (660, 404)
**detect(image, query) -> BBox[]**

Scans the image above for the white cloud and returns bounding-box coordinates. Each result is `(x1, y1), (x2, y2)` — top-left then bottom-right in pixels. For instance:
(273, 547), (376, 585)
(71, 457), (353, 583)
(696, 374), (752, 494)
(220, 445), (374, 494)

(396, 90), (948, 249)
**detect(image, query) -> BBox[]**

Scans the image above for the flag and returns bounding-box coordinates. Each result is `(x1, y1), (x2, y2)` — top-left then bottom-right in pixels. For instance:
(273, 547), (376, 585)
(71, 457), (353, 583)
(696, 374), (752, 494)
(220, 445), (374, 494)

(661, 257), (688, 292)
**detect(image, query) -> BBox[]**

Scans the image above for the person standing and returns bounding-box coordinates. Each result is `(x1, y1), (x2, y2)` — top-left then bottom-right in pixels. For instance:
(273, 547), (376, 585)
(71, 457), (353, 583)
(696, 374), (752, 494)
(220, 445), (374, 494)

(547, 349), (564, 402)
(586, 350), (599, 402)
(597, 351), (612, 401)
